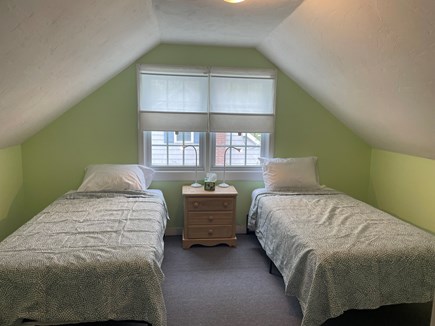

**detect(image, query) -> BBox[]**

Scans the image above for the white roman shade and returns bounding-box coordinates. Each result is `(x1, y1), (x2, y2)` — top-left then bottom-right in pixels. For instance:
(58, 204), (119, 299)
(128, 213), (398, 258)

(209, 67), (276, 133)
(138, 65), (276, 133)
(138, 64), (209, 132)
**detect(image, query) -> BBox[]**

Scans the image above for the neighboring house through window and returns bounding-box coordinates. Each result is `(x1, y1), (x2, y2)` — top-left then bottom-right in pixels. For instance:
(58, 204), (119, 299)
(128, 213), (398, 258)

(137, 64), (276, 181)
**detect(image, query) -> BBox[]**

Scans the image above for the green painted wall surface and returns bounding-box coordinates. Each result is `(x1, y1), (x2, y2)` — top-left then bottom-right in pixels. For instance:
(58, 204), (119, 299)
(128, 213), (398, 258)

(22, 64), (138, 219)
(22, 44), (371, 232)
(369, 149), (435, 233)
(273, 69), (371, 200)
(0, 145), (25, 240)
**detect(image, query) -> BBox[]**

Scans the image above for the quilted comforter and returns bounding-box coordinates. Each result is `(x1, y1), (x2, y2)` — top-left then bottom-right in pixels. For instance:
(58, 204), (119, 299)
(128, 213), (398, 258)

(248, 188), (435, 326)
(0, 190), (169, 326)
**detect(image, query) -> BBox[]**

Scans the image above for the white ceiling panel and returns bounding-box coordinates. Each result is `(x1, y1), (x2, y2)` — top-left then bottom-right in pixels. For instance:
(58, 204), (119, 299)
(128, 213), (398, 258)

(153, 0), (303, 46)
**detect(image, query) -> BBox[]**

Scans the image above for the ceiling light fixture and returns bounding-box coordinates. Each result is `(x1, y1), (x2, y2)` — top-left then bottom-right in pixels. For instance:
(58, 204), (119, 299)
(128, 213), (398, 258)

(224, 0), (245, 3)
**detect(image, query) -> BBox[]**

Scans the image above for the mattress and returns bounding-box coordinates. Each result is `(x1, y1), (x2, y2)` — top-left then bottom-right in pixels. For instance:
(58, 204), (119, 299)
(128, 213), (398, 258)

(0, 190), (169, 326)
(248, 188), (435, 326)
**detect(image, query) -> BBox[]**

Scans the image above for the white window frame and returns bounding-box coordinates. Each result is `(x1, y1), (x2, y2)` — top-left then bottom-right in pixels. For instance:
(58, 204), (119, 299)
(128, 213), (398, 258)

(137, 65), (276, 181)
(140, 131), (272, 181)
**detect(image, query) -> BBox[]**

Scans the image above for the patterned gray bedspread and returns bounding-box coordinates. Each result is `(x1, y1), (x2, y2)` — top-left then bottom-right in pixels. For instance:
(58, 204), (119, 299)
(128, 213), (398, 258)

(248, 188), (435, 326)
(0, 190), (169, 326)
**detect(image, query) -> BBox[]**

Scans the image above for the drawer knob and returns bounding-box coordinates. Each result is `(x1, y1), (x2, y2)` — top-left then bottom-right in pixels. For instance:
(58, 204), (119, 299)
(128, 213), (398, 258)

(223, 202), (229, 208)
(208, 229), (213, 235)
(208, 215), (214, 222)
(193, 202), (199, 208)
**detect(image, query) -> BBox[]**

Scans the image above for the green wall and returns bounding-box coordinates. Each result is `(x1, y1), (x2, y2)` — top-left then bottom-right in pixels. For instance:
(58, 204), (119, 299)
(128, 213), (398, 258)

(22, 61), (138, 221)
(20, 44), (371, 235)
(0, 145), (25, 240)
(369, 149), (435, 234)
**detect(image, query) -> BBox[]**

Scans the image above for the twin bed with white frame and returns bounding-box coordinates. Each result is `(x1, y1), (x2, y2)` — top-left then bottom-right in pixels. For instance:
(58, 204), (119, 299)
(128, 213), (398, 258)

(248, 156), (435, 326)
(0, 164), (169, 326)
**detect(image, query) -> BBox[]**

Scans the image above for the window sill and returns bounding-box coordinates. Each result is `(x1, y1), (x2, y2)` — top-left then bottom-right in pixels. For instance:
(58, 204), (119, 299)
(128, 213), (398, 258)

(152, 170), (263, 182)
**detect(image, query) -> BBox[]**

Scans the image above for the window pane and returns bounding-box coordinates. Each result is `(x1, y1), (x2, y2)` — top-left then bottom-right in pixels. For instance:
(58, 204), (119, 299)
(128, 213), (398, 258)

(183, 146), (199, 166)
(245, 147), (262, 165)
(214, 132), (262, 167)
(175, 132), (194, 143)
(167, 146), (183, 166)
(151, 145), (167, 166)
(229, 150), (245, 166)
(151, 131), (166, 145)
(150, 131), (201, 167)
(183, 132), (193, 142)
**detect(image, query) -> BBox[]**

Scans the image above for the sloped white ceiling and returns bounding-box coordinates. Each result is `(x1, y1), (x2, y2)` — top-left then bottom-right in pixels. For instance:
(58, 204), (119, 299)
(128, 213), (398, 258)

(0, 0), (159, 148)
(259, 0), (435, 159)
(0, 0), (434, 160)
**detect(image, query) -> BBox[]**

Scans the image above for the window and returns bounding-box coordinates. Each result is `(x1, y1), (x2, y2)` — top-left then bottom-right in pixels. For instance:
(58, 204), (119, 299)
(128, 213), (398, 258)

(138, 65), (276, 180)
(175, 132), (194, 144)
(150, 131), (201, 167)
(212, 132), (267, 167)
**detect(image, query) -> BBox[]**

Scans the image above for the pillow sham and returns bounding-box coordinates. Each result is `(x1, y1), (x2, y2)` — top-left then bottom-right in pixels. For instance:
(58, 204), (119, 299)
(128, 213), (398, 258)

(77, 164), (154, 192)
(137, 165), (155, 189)
(258, 156), (320, 191)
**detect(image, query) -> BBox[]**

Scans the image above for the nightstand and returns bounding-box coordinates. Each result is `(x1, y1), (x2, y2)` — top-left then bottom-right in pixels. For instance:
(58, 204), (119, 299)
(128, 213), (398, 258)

(182, 185), (238, 249)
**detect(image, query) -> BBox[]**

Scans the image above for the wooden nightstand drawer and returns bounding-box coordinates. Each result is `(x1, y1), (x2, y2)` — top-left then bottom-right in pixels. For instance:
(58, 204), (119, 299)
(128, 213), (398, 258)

(182, 185), (237, 249)
(187, 197), (234, 211)
(188, 211), (233, 225)
(187, 225), (233, 239)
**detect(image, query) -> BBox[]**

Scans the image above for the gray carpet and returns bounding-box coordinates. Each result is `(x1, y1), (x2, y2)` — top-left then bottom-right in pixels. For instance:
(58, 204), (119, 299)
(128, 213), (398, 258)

(162, 234), (302, 326)
(60, 234), (432, 326)
(162, 234), (432, 326)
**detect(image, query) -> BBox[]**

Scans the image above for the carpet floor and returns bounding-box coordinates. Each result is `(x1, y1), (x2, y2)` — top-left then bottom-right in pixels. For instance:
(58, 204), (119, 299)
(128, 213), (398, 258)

(59, 234), (432, 326)
(161, 234), (432, 326)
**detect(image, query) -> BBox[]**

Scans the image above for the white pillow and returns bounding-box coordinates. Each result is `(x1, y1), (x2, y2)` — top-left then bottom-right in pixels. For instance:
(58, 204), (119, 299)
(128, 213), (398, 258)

(258, 157), (320, 191)
(77, 164), (154, 192)
(137, 165), (155, 189)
